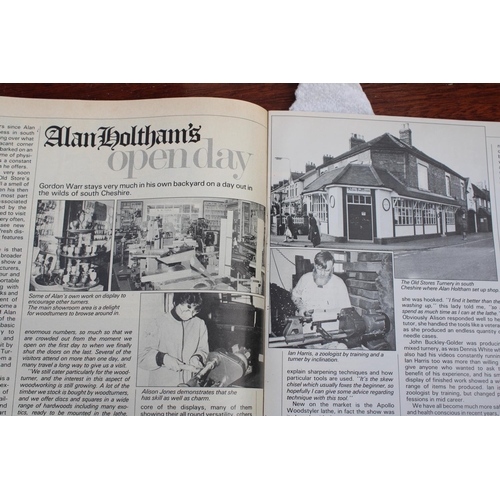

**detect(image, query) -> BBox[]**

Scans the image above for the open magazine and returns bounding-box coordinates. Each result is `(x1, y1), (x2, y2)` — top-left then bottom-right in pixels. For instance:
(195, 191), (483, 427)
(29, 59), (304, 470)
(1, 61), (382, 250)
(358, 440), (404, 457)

(1, 95), (499, 416)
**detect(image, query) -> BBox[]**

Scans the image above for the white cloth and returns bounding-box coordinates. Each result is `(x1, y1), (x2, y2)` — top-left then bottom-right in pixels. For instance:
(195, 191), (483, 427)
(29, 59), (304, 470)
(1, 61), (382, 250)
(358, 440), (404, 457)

(290, 83), (374, 115)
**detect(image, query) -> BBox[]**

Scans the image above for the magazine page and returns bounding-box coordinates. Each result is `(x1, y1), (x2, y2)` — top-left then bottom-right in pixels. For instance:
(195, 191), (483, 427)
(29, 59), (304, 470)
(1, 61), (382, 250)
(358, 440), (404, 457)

(265, 111), (500, 416)
(0, 96), (268, 416)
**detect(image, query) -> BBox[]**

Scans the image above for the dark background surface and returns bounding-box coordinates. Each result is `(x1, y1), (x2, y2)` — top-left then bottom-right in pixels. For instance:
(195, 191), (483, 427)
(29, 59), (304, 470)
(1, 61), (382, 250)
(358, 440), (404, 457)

(1, 83), (500, 122)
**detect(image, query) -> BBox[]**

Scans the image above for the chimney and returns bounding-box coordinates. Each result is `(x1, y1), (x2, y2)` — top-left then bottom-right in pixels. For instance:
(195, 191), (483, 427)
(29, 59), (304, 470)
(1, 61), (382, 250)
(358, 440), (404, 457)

(305, 162), (316, 172)
(350, 133), (365, 149)
(323, 154), (334, 165)
(399, 123), (412, 145)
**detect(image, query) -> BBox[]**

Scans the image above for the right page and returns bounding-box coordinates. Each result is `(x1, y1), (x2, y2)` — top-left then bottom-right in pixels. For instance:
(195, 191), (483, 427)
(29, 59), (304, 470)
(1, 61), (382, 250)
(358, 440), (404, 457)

(265, 111), (500, 416)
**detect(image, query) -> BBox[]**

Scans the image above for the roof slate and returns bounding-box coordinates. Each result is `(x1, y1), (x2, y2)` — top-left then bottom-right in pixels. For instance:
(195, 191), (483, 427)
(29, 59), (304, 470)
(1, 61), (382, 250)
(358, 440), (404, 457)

(320, 132), (467, 181)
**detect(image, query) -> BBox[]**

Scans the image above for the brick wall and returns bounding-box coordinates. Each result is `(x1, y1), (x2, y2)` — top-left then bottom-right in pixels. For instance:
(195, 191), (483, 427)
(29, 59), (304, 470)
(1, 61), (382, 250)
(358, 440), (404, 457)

(372, 149), (464, 203)
(372, 150), (407, 182)
(344, 252), (395, 348)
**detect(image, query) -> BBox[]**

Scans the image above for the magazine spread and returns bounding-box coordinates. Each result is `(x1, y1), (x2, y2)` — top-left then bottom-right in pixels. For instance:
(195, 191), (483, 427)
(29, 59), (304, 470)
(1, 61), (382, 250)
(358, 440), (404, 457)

(1, 95), (500, 416)
(0, 96), (267, 416)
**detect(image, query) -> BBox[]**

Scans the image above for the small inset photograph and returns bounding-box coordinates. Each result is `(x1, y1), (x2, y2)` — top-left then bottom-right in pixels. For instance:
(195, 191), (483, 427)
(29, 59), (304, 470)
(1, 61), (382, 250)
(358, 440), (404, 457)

(269, 248), (395, 351)
(111, 197), (265, 294)
(137, 292), (264, 388)
(30, 199), (114, 291)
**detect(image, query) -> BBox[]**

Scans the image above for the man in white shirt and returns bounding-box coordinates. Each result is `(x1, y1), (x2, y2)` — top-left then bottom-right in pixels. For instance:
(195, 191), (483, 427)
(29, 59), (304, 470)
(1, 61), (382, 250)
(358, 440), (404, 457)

(291, 250), (351, 321)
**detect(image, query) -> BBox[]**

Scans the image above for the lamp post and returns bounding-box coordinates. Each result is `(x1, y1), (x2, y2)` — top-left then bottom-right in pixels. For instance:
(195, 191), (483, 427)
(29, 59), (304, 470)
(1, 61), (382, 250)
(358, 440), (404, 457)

(274, 157), (291, 236)
(275, 156), (291, 213)
(275, 156), (291, 172)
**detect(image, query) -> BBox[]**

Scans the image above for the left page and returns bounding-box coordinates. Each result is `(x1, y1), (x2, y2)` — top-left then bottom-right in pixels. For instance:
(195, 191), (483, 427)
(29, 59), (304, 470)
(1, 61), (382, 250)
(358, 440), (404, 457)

(0, 96), (268, 416)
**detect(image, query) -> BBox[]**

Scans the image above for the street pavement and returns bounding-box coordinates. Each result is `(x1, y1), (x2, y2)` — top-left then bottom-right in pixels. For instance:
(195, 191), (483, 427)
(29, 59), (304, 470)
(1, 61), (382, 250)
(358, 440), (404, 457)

(270, 232), (498, 281)
(270, 230), (492, 252)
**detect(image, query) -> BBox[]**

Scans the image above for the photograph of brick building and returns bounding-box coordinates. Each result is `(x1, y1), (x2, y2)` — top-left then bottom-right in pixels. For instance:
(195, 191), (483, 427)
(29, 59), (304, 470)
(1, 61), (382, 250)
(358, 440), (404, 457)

(270, 115), (496, 281)
(271, 122), (491, 244)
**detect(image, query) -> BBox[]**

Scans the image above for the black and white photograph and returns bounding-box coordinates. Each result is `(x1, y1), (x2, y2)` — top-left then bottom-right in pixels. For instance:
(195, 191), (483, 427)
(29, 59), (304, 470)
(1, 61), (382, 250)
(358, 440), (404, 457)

(111, 197), (265, 293)
(30, 199), (114, 291)
(137, 292), (264, 388)
(269, 248), (395, 351)
(270, 116), (497, 281)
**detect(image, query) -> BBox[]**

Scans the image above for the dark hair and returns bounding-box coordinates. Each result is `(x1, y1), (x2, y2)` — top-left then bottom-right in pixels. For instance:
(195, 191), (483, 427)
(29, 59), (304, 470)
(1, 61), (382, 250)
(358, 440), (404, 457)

(172, 293), (203, 308)
(314, 250), (334, 269)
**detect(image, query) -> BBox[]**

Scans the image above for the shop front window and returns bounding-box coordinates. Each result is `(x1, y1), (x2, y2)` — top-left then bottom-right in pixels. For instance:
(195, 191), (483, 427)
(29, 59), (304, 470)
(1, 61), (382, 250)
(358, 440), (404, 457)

(347, 194), (372, 205)
(312, 194), (327, 222)
(423, 207), (437, 225)
(445, 209), (455, 225)
(414, 207), (422, 225)
(394, 199), (414, 225)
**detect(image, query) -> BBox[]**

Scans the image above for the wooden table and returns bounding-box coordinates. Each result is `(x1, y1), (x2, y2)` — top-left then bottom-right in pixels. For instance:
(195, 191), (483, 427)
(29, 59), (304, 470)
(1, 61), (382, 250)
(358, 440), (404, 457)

(1, 83), (500, 122)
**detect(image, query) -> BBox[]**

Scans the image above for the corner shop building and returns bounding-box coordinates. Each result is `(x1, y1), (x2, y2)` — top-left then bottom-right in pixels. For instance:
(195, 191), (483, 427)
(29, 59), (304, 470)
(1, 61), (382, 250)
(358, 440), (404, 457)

(301, 126), (473, 244)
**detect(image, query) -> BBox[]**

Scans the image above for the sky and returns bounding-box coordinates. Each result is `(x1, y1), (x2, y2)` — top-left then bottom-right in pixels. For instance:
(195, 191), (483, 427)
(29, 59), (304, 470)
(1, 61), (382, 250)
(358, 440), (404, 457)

(270, 113), (490, 189)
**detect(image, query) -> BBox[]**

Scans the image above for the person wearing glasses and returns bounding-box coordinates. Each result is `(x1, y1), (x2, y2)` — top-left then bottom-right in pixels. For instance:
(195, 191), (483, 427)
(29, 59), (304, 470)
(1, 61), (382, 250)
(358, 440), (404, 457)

(139, 292), (209, 386)
(291, 250), (351, 319)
